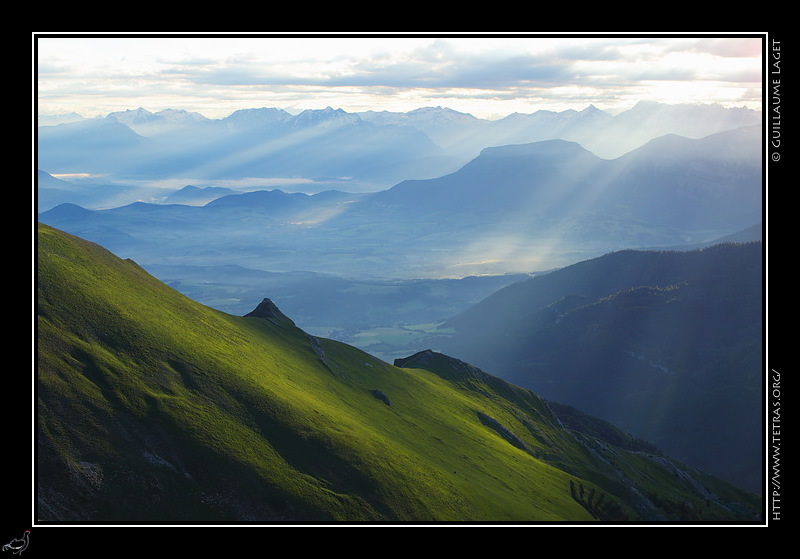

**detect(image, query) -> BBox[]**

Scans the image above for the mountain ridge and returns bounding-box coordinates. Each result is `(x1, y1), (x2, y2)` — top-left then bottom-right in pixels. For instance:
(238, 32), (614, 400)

(36, 223), (761, 522)
(435, 241), (763, 494)
(37, 101), (761, 192)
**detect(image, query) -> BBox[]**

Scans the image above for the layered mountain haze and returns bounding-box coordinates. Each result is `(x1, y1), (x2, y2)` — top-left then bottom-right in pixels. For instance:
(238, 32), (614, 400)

(356, 101), (759, 160)
(37, 102), (761, 207)
(38, 117), (761, 281)
(35, 100), (766, 522)
(37, 106), (457, 195)
(364, 125), (761, 231)
(36, 224), (761, 522)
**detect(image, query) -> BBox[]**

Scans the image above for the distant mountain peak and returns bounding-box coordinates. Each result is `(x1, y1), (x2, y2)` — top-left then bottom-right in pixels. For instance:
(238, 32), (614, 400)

(38, 112), (85, 126)
(479, 138), (595, 159)
(408, 106), (476, 117)
(155, 108), (210, 122)
(578, 104), (611, 118)
(289, 107), (363, 129)
(221, 107), (292, 130)
(38, 202), (95, 221)
(106, 107), (158, 123)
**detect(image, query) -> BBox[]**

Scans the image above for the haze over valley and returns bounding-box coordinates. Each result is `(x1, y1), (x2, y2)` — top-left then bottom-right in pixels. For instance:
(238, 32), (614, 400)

(38, 101), (761, 273)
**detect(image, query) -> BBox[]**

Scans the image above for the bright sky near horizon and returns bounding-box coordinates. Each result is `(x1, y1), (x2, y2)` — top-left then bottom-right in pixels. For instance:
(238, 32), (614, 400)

(34, 33), (766, 121)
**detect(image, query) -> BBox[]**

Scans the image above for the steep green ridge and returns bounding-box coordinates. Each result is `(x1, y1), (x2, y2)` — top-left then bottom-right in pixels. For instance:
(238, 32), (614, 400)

(36, 224), (760, 522)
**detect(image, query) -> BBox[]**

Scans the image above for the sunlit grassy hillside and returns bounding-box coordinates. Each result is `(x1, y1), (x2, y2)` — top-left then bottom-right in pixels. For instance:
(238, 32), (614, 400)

(36, 223), (760, 523)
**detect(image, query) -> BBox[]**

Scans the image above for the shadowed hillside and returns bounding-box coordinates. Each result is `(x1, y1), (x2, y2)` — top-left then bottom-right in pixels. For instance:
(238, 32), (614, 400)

(437, 242), (763, 494)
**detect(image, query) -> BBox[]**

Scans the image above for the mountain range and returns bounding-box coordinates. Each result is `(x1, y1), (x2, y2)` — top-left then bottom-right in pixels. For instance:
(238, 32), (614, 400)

(36, 223), (761, 523)
(37, 122), (761, 281)
(35, 100), (766, 521)
(355, 125), (760, 238)
(358, 101), (760, 160)
(37, 101), (761, 204)
(36, 106), (456, 194)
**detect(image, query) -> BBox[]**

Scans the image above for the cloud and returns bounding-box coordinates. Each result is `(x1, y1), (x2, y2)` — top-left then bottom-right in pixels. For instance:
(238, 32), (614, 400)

(35, 34), (764, 119)
(684, 37), (764, 58)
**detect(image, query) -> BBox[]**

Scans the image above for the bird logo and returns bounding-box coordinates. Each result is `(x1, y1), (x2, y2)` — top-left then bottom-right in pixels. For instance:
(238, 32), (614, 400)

(2, 531), (29, 555)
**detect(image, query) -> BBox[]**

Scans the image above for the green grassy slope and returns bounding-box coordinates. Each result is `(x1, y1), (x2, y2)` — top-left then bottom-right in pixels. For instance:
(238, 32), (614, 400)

(36, 223), (761, 523)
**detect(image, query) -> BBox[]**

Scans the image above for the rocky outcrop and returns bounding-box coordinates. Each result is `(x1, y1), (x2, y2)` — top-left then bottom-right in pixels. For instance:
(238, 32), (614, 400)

(476, 412), (529, 453)
(371, 389), (392, 407)
(394, 349), (491, 383)
(244, 298), (296, 328)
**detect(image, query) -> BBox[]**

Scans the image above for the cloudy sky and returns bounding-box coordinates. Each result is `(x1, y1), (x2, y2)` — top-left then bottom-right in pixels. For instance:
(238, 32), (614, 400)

(35, 33), (765, 121)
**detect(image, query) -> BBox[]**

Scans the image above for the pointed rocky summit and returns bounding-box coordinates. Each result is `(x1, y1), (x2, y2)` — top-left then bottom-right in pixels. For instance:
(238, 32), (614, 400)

(244, 298), (296, 327)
